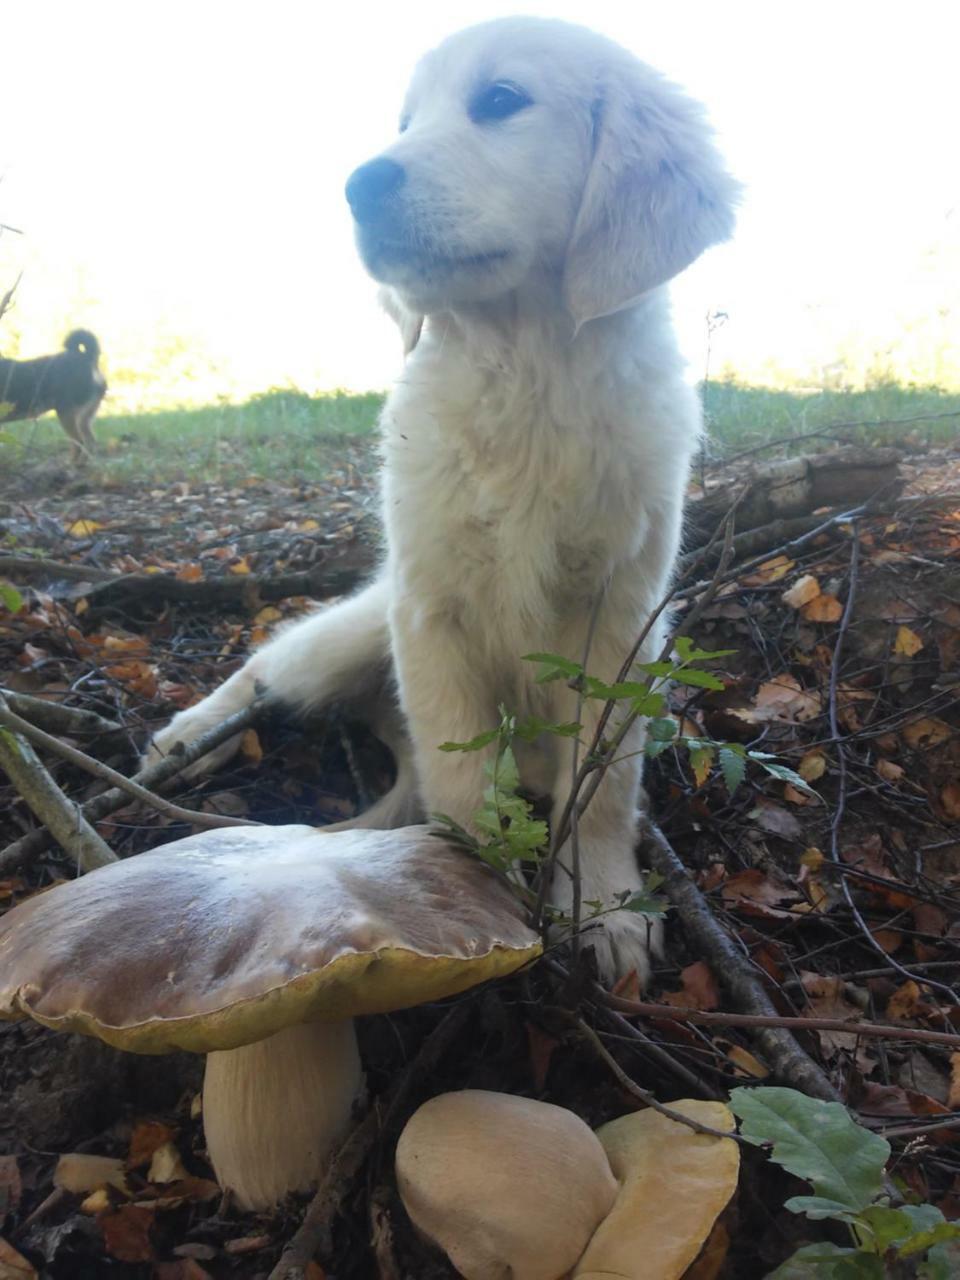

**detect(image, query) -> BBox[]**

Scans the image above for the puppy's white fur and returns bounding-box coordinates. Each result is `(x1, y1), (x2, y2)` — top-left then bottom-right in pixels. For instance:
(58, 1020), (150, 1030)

(151, 17), (737, 982)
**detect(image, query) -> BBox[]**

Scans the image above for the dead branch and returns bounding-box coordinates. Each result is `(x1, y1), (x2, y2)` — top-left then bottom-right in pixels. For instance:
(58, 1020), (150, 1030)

(0, 556), (116, 583)
(0, 698), (262, 834)
(0, 701), (261, 874)
(0, 690), (121, 736)
(0, 695), (116, 871)
(637, 820), (841, 1102)
(685, 446), (902, 546)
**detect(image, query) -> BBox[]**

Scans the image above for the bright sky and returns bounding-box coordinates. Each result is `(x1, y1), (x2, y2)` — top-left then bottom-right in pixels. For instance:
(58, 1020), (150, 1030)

(2, 1), (957, 404)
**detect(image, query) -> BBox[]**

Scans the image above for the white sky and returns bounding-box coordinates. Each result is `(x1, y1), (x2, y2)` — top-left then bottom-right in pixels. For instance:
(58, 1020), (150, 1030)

(2, 0), (957, 400)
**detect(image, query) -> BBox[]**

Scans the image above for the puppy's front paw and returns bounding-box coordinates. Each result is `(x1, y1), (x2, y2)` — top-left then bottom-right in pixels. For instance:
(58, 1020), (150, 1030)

(549, 870), (664, 988)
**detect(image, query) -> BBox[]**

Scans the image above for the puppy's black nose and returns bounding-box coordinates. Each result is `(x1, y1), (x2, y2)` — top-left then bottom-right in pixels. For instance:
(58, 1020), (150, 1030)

(345, 158), (406, 224)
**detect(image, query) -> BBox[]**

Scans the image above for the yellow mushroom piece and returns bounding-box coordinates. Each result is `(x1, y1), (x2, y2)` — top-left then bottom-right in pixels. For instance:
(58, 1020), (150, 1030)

(396, 1090), (618, 1280)
(574, 1100), (740, 1280)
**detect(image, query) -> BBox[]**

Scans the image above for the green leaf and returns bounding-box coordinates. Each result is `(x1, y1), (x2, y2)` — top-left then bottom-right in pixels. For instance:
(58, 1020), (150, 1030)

(730, 1087), (890, 1214)
(760, 761), (821, 796)
(673, 668), (727, 691)
(897, 1218), (960, 1259)
(647, 717), (678, 742)
(766, 1243), (881, 1278)
(522, 652), (583, 683)
(438, 728), (501, 752)
(0, 580), (24, 613)
(921, 1240), (960, 1278)
(634, 660), (675, 677)
(674, 636), (736, 662)
(514, 717), (581, 741)
(784, 1195), (866, 1223)
(719, 744), (747, 792)
(583, 677), (650, 700)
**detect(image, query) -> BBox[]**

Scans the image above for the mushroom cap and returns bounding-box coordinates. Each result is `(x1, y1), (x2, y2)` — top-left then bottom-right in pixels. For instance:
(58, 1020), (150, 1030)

(574, 1100), (740, 1280)
(0, 825), (540, 1054)
(396, 1090), (618, 1280)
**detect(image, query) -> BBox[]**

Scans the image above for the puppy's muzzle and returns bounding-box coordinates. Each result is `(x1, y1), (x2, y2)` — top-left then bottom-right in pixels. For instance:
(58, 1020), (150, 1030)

(345, 157), (406, 227)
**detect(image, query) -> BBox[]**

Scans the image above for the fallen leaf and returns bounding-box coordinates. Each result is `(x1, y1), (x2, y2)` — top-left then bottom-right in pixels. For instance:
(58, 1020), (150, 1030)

(662, 961), (720, 1011)
(147, 1142), (188, 1185)
(254, 605), (283, 624)
(949, 1054), (960, 1110)
(887, 980), (923, 1021)
(99, 1205), (155, 1263)
(0, 1238), (36, 1278)
(802, 593), (844, 623)
(175, 563), (204, 582)
(66, 518), (103, 537)
(894, 625), (924, 657)
(876, 759), (905, 783)
(54, 1153), (130, 1195)
(224, 1235), (272, 1255)
(742, 555), (793, 586)
(228, 557), (252, 576)
(750, 797), (804, 840)
(799, 973), (868, 1061)
(902, 717), (953, 750)
(744, 674), (821, 723)
(782, 574), (822, 609)
(941, 782), (960, 820)
(80, 1188), (113, 1214)
(127, 1120), (176, 1169)
(239, 729), (263, 765)
(153, 1262), (213, 1280)
(798, 750), (828, 782)
(722, 1045), (770, 1079)
(720, 868), (799, 919)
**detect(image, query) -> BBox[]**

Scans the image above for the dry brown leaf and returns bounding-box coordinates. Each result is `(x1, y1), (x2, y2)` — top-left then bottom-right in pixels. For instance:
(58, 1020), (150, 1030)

(719, 1042), (770, 1079)
(940, 782), (960, 821)
(525, 1021), (560, 1092)
(253, 605), (283, 624)
(228, 556), (252, 576)
(798, 751), (828, 782)
(949, 1054), (960, 1110)
(746, 674), (821, 724)
(720, 868), (799, 919)
(147, 1141), (188, 1185)
(80, 1188), (113, 1214)
(99, 1205), (155, 1263)
(902, 717), (953, 750)
(876, 759), (905, 783)
(894, 625), (925, 657)
(127, 1120), (176, 1170)
(66, 518), (103, 537)
(0, 1238), (36, 1278)
(782, 575), (821, 609)
(682, 1221), (731, 1280)
(175, 563), (204, 582)
(223, 1235), (272, 1255)
(799, 973), (867, 1060)
(742, 555), (793, 586)
(662, 961), (720, 1011)
(750, 797), (804, 840)
(887, 980), (923, 1021)
(239, 729), (263, 765)
(802, 593), (844, 623)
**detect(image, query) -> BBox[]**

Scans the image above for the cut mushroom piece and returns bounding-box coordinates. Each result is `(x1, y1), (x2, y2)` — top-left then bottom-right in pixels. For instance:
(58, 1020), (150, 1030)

(396, 1090), (618, 1280)
(574, 1100), (740, 1280)
(0, 824), (540, 1211)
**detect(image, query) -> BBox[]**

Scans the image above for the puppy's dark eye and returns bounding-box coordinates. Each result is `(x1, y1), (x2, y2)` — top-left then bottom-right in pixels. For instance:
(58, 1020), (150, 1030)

(469, 81), (532, 124)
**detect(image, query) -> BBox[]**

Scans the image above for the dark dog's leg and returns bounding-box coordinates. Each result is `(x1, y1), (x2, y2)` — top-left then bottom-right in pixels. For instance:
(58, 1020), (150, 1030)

(56, 408), (93, 464)
(76, 397), (101, 455)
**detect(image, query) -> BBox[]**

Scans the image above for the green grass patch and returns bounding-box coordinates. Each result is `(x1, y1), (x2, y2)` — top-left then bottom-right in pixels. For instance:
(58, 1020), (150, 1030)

(2, 380), (958, 489)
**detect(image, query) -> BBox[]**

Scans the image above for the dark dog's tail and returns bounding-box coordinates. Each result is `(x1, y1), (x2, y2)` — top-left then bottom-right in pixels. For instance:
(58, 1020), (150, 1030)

(63, 329), (101, 362)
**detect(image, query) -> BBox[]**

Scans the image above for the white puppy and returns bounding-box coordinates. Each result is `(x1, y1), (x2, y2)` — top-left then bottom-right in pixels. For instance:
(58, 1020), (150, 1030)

(151, 17), (737, 982)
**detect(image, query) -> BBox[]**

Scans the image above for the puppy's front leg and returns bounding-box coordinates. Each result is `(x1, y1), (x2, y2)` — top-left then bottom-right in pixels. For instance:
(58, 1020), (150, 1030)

(390, 603), (495, 831)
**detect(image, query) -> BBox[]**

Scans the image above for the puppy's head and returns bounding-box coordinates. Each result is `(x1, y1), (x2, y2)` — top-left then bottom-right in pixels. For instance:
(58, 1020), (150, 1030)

(347, 17), (738, 328)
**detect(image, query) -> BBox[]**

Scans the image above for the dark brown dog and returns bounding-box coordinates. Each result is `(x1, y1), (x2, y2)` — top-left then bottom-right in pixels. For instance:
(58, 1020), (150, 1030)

(0, 330), (107, 461)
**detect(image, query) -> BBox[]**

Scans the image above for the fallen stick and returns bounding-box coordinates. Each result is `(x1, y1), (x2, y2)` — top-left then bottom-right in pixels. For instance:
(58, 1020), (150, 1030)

(638, 820), (841, 1102)
(0, 701), (261, 874)
(0, 699), (262, 834)
(1, 689), (122, 737)
(0, 695), (116, 871)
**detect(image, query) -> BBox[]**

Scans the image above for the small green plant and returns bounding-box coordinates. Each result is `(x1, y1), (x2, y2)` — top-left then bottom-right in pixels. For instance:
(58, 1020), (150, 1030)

(435, 638), (816, 931)
(730, 1087), (960, 1277)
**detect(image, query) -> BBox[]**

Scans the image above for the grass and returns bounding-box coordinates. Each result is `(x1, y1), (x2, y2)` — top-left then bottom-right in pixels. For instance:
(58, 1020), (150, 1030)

(2, 381), (959, 489)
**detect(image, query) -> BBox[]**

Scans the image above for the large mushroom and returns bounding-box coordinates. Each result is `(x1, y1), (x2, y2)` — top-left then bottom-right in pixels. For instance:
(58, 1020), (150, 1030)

(0, 824), (540, 1210)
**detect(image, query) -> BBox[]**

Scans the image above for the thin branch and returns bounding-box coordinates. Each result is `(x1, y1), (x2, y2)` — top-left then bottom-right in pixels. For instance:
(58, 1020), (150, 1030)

(0, 699), (262, 833)
(0, 689), (121, 736)
(0, 696), (116, 871)
(0, 701), (262, 873)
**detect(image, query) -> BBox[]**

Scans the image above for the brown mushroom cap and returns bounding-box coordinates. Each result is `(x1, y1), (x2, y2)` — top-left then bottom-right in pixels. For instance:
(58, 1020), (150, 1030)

(0, 824), (540, 1054)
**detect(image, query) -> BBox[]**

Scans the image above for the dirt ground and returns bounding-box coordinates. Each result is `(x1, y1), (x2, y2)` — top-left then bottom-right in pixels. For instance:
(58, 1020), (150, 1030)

(1, 442), (959, 1278)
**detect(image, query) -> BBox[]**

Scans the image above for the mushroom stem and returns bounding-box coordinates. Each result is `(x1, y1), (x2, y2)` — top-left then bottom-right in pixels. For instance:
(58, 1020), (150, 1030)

(202, 1019), (364, 1211)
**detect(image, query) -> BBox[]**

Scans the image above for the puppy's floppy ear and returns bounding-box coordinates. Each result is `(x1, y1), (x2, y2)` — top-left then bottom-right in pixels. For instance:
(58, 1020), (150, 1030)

(563, 59), (739, 328)
(378, 287), (424, 356)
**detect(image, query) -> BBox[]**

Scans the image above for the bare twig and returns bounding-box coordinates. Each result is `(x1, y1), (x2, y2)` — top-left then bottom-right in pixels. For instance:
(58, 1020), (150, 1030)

(0, 699), (262, 833)
(0, 701), (262, 873)
(0, 696), (116, 871)
(718, 409), (960, 467)
(0, 689), (121, 736)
